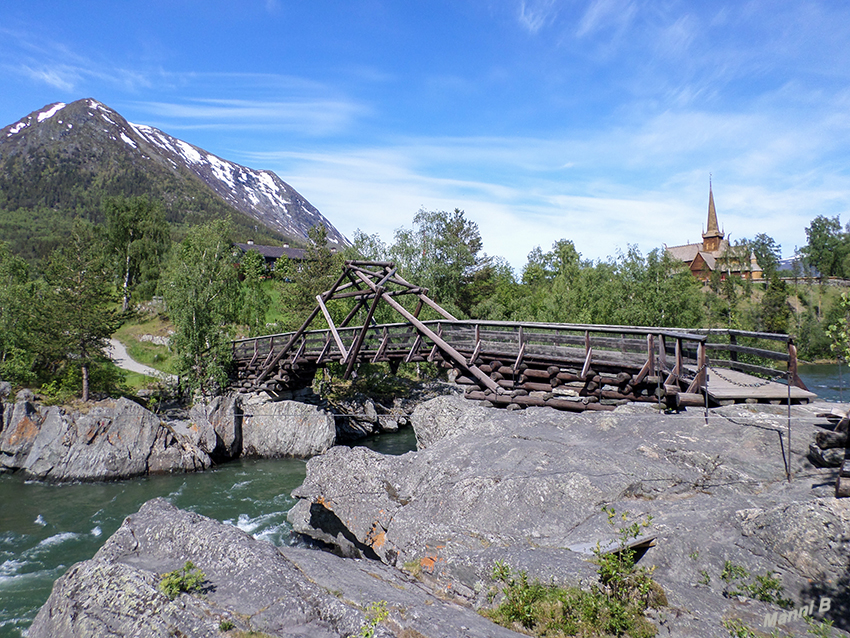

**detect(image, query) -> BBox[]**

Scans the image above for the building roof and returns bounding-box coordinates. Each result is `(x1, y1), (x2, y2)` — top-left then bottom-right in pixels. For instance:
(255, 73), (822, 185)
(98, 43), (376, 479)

(703, 183), (723, 240)
(235, 243), (307, 261)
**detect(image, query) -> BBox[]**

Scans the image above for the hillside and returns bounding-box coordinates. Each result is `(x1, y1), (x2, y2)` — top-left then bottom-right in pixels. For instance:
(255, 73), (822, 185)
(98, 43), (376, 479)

(0, 99), (348, 262)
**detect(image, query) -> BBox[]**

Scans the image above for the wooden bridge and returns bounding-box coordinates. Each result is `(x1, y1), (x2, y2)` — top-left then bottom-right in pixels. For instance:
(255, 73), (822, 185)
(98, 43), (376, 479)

(230, 261), (815, 412)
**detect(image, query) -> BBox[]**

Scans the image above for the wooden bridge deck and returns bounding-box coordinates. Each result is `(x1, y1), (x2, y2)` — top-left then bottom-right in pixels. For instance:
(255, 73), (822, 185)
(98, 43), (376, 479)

(703, 367), (816, 403)
(228, 261), (813, 412)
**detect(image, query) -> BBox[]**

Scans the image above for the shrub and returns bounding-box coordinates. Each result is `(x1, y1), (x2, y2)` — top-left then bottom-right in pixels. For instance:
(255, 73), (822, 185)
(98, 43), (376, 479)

(159, 560), (206, 599)
(484, 508), (662, 637)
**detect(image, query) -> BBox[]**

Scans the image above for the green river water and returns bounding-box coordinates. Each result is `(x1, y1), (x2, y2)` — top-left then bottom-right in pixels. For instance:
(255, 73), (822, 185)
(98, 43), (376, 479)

(0, 428), (417, 638)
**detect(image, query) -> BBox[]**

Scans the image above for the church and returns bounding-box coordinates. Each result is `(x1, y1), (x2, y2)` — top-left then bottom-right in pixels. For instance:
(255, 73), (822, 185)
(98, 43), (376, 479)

(664, 183), (762, 281)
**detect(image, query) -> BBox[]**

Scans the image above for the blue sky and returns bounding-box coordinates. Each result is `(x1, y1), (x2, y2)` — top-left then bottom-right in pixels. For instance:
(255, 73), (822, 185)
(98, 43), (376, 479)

(2, 1), (850, 272)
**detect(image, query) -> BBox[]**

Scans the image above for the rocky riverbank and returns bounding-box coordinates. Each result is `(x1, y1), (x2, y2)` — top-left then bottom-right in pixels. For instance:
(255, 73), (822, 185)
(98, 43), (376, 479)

(0, 383), (445, 481)
(27, 395), (850, 637)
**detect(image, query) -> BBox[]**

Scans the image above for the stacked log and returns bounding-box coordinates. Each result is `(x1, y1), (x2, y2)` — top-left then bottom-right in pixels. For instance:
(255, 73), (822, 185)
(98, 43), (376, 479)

(235, 358), (318, 393)
(457, 359), (684, 413)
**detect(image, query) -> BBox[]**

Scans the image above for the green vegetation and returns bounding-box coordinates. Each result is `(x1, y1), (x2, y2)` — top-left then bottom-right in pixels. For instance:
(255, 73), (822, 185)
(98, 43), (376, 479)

(158, 561), (206, 599)
(719, 561), (793, 608)
(161, 220), (241, 394)
(484, 508), (662, 637)
(356, 600), (389, 638)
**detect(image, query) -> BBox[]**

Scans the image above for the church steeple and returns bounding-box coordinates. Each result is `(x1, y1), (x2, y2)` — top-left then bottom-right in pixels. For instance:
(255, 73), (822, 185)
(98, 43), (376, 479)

(702, 177), (724, 252)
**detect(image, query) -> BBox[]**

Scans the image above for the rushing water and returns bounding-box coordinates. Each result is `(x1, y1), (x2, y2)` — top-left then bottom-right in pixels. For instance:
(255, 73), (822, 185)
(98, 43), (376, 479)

(798, 362), (850, 404)
(0, 427), (417, 638)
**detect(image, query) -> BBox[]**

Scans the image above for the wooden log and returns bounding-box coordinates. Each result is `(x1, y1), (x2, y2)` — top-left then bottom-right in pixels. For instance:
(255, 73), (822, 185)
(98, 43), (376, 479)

(522, 368), (552, 380)
(455, 375), (478, 386)
(545, 397), (592, 412)
(601, 390), (638, 401)
(556, 371), (583, 383)
(490, 371), (505, 381)
(520, 381), (555, 393)
(676, 392), (705, 408)
(509, 394), (548, 407)
(479, 364), (493, 374)
(837, 476), (850, 498)
(490, 360), (503, 371)
(815, 431), (849, 449)
(547, 366), (560, 378)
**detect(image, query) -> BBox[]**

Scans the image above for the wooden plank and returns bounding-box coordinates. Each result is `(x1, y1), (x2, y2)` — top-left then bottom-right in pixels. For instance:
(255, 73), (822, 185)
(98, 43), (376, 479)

(316, 294), (349, 363)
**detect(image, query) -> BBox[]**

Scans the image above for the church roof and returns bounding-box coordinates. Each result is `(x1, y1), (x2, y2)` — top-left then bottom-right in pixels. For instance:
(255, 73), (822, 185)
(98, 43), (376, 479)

(703, 182), (723, 240)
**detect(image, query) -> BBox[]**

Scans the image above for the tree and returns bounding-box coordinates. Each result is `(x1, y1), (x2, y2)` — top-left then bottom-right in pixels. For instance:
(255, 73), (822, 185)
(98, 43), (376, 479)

(161, 220), (240, 394)
(0, 242), (39, 385)
(276, 225), (345, 331)
(801, 215), (846, 279)
(389, 208), (486, 316)
(41, 221), (119, 401)
(103, 196), (170, 312)
(239, 249), (271, 337)
(747, 234), (791, 334)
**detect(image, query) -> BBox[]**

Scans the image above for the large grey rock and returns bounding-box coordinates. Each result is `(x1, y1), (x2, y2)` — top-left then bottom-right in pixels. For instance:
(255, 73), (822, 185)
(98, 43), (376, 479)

(241, 395), (335, 458)
(189, 394), (242, 459)
(0, 397), (211, 480)
(30, 498), (523, 638)
(291, 396), (850, 637)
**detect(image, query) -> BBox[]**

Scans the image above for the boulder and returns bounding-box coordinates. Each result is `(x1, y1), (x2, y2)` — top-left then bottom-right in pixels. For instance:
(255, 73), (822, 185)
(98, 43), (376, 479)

(0, 397), (211, 480)
(241, 396), (335, 458)
(30, 498), (524, 638)
(189, 394), (242, 459)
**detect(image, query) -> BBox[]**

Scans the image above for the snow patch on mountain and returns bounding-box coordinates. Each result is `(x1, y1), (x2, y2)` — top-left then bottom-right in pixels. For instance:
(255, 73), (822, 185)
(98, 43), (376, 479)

(38, 103), (66, 123)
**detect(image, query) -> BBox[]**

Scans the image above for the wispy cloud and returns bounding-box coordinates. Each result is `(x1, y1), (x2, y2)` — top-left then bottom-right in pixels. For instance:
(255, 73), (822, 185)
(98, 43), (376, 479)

(518, 0), (560, 33)
(134, 96), (369, 136)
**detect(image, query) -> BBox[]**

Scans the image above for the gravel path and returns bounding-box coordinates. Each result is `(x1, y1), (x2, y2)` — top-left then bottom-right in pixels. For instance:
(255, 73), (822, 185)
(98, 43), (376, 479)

(108, 338), (176, 382)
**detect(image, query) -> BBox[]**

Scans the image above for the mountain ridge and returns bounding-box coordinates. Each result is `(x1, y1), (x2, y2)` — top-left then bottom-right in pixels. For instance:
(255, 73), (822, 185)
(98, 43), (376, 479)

(0, 98), (348, 260)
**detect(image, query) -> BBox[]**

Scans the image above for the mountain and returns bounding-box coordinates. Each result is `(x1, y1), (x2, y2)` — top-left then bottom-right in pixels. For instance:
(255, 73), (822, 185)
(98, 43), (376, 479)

(0, 98), (348, 262)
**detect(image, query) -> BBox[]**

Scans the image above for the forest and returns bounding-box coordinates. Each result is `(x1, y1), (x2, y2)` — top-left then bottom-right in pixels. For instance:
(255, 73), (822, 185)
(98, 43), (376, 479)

(0, 198), (848, 402)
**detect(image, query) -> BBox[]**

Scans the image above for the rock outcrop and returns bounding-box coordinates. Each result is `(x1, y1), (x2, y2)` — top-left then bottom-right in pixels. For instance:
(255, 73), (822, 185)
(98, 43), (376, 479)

(29, 498), (524, 638)
(290, 397), (850, 636)
(0, 395), (212, 480)
(0, 390), (340, 481)
(240, 393), (336, 458)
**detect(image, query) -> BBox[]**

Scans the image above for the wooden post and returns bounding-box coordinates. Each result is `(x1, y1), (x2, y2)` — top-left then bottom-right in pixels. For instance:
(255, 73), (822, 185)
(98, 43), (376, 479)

(316, 294), (349, 362)
(787, 341), (810, 391)
(350, 269), (500, 393)
(344, 287), (383, 378)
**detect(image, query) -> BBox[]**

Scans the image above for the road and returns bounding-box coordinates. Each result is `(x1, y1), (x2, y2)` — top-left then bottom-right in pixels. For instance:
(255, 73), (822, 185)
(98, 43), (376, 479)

(107, 338), (176, 382)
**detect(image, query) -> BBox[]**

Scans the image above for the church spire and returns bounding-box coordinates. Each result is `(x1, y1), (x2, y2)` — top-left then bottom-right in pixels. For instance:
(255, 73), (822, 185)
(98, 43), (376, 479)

(702, 176), (724, 252)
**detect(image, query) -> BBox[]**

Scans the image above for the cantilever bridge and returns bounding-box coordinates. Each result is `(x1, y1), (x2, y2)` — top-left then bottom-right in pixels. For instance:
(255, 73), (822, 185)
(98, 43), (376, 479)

(229, 261), (815, 412)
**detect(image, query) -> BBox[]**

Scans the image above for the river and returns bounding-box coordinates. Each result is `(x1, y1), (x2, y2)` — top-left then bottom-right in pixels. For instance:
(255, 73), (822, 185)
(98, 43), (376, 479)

(0, 428), (417, 638)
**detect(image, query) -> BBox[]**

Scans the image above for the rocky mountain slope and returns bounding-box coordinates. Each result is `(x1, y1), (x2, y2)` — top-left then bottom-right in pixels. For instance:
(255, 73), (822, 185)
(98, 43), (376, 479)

(0, 98), (347, 260)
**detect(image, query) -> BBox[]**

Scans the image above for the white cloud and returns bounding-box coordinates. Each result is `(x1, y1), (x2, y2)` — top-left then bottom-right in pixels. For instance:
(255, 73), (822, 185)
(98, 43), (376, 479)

(135, 97), (368, 136)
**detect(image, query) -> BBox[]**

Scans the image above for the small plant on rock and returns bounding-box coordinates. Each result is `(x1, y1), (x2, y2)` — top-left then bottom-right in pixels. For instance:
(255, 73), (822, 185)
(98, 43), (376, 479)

(484, 507), (663, 637)
(159, 560), (206, 600)
(357, 600), (389, 638)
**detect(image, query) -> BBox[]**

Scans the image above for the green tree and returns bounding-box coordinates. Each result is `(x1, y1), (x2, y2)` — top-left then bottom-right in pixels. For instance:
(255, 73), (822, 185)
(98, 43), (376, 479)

(389, 208), (486, 316)
(276, 225), (345, 330)
(103, 195), (170, 311)
(41, 222), (119, 401)
(748, 234), (791, 334)
(239, 249), (271, 336)
(161, 220), (240, 394)
(801, 215), (846, 279)
(0, 242), (39, 384)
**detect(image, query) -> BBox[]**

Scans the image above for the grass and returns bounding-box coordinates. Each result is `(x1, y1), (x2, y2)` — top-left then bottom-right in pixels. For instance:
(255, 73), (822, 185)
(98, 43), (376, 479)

(158, 561), (206, 599)
(113, 312), (177, 375)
